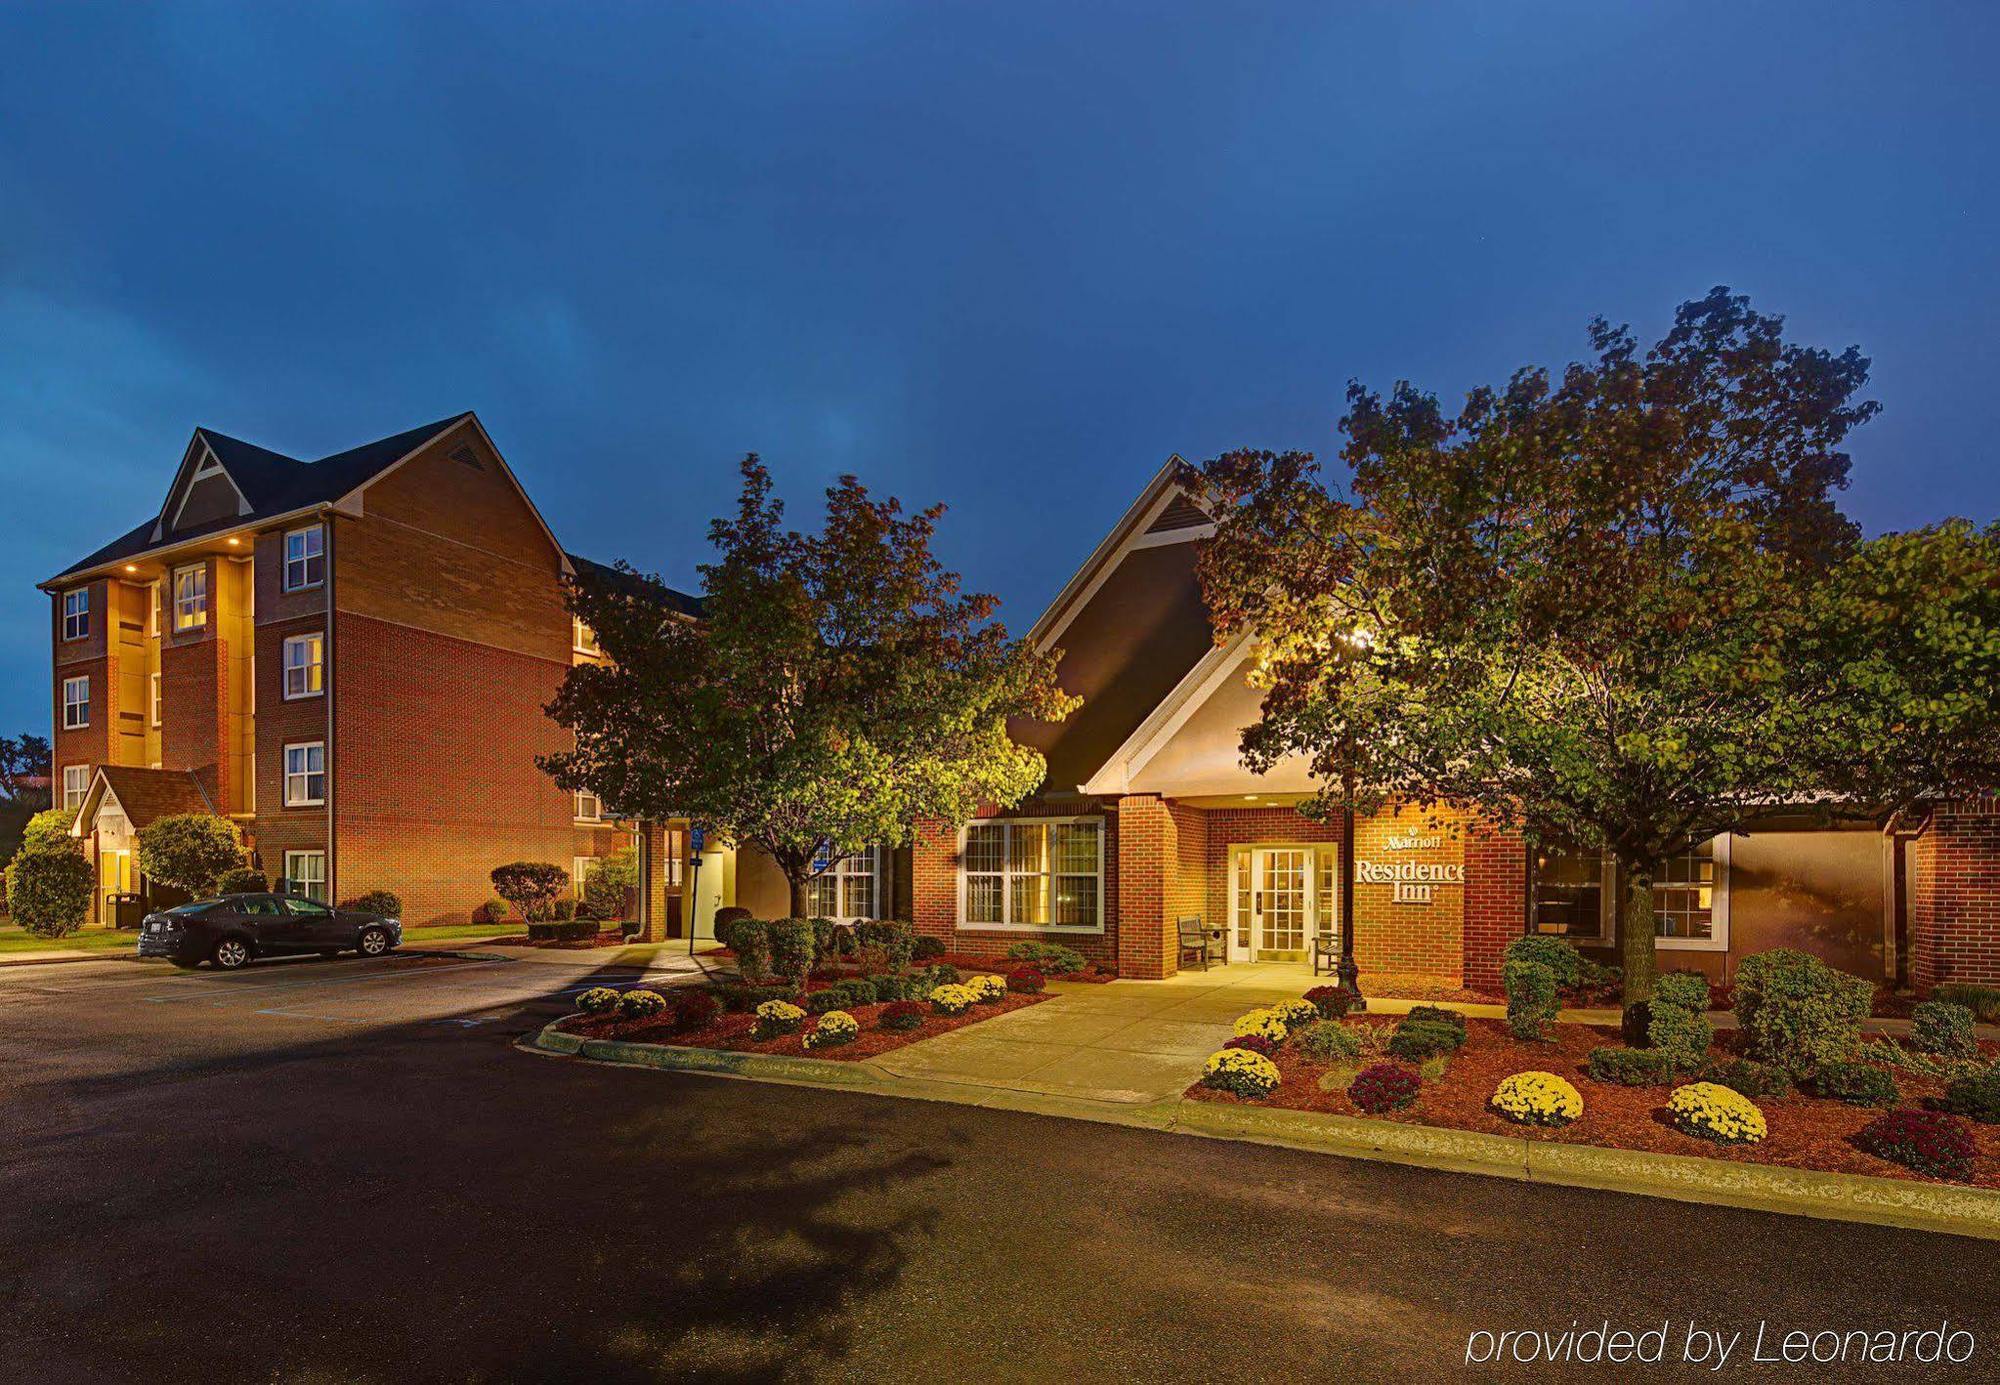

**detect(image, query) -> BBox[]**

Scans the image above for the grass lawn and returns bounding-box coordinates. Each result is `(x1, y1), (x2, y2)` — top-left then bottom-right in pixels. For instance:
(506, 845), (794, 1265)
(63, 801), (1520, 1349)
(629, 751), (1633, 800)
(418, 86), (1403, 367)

(0, 925), (136, 955)
(400, 924), (516, 943)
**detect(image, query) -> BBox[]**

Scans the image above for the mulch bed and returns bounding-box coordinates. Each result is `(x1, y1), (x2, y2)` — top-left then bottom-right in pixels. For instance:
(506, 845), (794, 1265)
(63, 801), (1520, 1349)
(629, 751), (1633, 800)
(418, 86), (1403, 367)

(1188, 1016), (2000, 1188)
(555, 989), (1048, 1060)
(927, 951), (1117, 983)
(1362, 972), (1505, 1005)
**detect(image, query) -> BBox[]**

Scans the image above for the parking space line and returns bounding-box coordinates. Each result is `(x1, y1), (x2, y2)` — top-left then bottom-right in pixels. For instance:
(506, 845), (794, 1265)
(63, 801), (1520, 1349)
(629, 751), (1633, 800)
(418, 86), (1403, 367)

(140, 959), (509, 1006)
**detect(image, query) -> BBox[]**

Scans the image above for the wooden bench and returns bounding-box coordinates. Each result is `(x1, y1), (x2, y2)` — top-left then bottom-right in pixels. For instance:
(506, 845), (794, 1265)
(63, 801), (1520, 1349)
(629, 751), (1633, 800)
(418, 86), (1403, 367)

(1178, 915), (1225, 971)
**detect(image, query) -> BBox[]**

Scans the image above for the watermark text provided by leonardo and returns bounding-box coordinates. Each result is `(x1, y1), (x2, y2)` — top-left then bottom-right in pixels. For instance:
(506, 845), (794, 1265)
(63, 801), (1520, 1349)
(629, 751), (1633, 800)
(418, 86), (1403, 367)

(1463, 1320), (1976, 1370)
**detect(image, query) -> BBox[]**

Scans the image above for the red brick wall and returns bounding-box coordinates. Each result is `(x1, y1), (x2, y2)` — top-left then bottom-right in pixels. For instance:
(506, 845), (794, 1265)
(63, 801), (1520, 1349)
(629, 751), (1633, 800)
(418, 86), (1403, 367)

(331, 611), (578, 925)
(1911, 798), (2000, 989)
(1116, 794), (1170, 977)
(52, 581), (114, 800)
(910, 799), (1121, 969)
(1463, 818), (1527, 992)
(1201, 806), (1348, 946)
(159, 600), (229, 810)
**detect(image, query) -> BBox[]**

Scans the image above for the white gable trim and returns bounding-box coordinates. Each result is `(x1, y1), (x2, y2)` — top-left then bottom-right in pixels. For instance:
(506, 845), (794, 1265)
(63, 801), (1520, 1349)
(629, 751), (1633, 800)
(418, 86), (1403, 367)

(337, 413), (574, 579)
(1029, 456), (1208, 651)
(1078, 628), (1258, 795)
(153, 434), (252, 542)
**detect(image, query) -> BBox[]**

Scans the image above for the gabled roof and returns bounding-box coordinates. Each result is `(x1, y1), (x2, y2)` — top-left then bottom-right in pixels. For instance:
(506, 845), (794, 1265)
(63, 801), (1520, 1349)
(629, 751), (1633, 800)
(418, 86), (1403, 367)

(1026, 454), (1213, 650)
(46, 413), (479, 585)
(567, 553), (705, 620)
(72, 766), (216, 836)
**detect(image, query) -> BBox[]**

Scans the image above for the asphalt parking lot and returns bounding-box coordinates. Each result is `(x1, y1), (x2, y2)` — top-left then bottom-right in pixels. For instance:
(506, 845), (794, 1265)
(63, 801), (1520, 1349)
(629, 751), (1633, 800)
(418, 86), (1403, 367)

(5, 949), (2000, 1383)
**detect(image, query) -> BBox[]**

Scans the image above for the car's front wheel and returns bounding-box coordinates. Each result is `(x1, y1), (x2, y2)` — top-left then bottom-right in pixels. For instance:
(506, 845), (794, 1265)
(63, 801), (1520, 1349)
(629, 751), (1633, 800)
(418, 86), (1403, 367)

(357, 926), (390, 958)
(211, 937), (253, 970)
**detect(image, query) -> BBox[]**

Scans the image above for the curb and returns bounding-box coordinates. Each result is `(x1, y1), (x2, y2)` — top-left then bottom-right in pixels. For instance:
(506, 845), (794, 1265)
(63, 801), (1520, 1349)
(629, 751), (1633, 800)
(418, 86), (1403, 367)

(526, 1020), (2000, 1240)
(0, 950), (147, 968)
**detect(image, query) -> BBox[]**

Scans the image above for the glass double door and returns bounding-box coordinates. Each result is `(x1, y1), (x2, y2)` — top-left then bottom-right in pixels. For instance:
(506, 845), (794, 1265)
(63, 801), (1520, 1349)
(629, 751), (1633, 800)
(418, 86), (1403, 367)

(1230, 845), (1336, 962)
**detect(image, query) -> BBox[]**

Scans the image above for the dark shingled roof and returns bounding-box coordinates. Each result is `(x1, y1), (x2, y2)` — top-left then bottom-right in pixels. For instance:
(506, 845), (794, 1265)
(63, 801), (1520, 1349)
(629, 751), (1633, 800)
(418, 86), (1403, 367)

(568, 553), (705, 619)
(93, 766), (217, 830)
(47, 413), (474, 583)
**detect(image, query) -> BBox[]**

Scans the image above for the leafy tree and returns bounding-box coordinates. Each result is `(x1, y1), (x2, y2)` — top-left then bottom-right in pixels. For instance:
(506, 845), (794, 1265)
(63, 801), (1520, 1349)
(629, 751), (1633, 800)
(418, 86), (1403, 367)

(1195, 289), (2000, 1040)
(137, 813), (245, 899)
(20, 807), (75, 853)
(0, 732), (51, 869)
(580, 848), (637, 921)
(10, 845), (92, 937)
(543, 457), (1076, 915)
(491, 862), (569, 921)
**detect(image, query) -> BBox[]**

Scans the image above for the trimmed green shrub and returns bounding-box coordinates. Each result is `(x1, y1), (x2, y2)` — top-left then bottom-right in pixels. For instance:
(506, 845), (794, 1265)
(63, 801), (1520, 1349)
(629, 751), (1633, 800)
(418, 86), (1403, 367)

(854, 919), (916, 973)
(1654, 971), (1711, 1014)
(767, 918), (816, 988)
(1388, 1018), (1464, 1061)
(674, 991), (721, 1031)
(1647, 1006), (1713, 1068)
(1732, 948), (1873, 1078)
(726, 919), (772, 982)
(1298, 1021), (1363, 1062)
(1503, 935), (1583, 991)
(1910, 1000), (1978, 1060)
(8, 845), (92, 938)
(19, 807), (76, 853)
(711, 906), (753, 951)
(923, 963), (961, 989)
(1586, 1046), (1679, 1086)
(1941, 1066), (2000, 1123)
(804, 981), (879, 1014)
(1801, 1060), (1897, 1107)
(1933, 983), (2000, 1025)
(911, 935), (946, 961)
(138, 813), (245, 899)
(477, 897), (513, 925)
(548, 897), (577, 922)
(1405, 1004), (1468, 1037)
(580, 849), (637, 921)
(711, 982), (798, 1013)
(868, 974), (921, 1003)
(1703, 1056), (1793, 1100)
(1503, 959), (1559, 1041)
(803, 990), (849, 1015)
(490, 862), (569, 921)
(1004, 941), (1086, 975)
(339, 890), (402, 917)
(217, 867), (268, 895)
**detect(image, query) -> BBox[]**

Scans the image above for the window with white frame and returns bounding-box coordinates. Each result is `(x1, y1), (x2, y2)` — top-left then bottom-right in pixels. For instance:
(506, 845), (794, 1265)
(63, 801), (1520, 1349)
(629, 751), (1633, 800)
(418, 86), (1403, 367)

(62, 588), (89, 641)
(574, 788), (603, 822)
(284, 742), (325, 806)
(282, 632), (324, 699)
(62, 764), (89, 812)
(573, 856), (596, 899)
(1530, 836), (1730, 950)
(285, 850), (327, 902)
(150, 672), (161, 726)
(62, 675), (90, 729)
(959, 818), (1103, 931)
(173, 564), (207, 631)
(284, 524), (325, 591)
(572, 616), (601, 657)
(807, 846), (884, 922)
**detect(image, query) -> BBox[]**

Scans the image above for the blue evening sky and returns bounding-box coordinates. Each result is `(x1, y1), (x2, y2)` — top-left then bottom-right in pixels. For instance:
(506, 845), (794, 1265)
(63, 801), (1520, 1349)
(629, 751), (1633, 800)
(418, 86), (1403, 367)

(2, 3), (1995, 734)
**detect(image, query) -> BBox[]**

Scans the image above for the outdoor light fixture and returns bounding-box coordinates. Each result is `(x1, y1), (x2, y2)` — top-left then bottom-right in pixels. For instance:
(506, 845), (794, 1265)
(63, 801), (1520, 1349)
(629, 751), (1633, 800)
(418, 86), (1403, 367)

(227, 537), (240, 546)
(124, 564), (137, 572)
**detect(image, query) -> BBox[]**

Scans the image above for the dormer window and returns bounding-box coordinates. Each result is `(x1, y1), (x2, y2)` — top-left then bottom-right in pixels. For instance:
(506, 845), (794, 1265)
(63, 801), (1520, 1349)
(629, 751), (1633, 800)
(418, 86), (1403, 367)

(284, 524), (325, 592)
(173, 565), (208, 631)
(62, 588), (89, 641)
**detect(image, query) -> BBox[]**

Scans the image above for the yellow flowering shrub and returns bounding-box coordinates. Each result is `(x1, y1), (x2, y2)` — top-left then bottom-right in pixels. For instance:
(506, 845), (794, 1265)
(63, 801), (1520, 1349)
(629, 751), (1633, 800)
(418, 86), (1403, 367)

(928, 983), (978, 1015)
(1202, 1047), (1282, 1098)
(753, 999), (806, 1039)
(575, 987), (621, 1015)
(966, 973), (1006, 1003)
(1490, 1071), (1583, 1127)
(1270, 998), (1320, 1032)
(1665, 1081), (1768, 1144)
(803, 1010), (859, 1050)
(1233, 1008), (1290, 1043)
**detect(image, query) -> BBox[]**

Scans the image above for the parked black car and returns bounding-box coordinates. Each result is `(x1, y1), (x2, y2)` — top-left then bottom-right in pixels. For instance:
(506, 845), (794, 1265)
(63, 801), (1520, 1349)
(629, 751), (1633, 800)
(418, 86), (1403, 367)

(136, 893), (402, 970)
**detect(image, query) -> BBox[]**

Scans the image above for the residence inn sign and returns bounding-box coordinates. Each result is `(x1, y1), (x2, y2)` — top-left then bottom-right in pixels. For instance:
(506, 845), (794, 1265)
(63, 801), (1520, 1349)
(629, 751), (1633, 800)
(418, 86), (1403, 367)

(1355, 831), (1466, 905)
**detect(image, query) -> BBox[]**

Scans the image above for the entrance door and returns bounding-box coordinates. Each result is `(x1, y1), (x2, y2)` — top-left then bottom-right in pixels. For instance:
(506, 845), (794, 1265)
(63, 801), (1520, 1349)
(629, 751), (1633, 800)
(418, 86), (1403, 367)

(98, 850), (132, 928)
(1232, 846), (1320, 962)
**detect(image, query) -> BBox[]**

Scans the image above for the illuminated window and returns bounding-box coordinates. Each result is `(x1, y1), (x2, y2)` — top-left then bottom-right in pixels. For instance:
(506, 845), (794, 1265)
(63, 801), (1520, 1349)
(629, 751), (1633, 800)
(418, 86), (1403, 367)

(62, 589), (89, 641)
(574, 788), (603, 822)
(173, 565), (208, 631)
(959, 819), (1102, 931)
(283, 525), (325, 591)
(1530, 838), (1730, 951)
(282, 632), (324, 699)
(284, 742), (325, 806)
(573, 617), (601, 657)
(285, 851), (327, 902)
(807, 846), (883, 922)
(63, 764), (90, 812)
(150, 672), (161, 727)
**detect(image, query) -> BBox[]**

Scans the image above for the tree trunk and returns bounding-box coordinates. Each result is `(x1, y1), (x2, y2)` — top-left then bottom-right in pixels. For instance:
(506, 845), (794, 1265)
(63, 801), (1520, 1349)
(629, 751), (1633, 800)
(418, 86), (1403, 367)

(1612, 856), (1657, 1046)
(788, 875), (809, 919)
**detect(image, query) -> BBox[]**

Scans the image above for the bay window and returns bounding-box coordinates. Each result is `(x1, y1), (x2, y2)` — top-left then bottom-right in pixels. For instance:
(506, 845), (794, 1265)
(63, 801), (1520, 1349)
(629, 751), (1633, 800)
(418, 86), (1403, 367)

(959, 817), (1103, 931)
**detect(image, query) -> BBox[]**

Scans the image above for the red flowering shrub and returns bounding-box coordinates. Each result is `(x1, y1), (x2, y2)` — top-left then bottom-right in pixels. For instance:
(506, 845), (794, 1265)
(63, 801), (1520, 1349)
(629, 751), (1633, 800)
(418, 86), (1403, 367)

(879, 1000), (926, 1032)
(1223, 1034), (1279, 1057)
(673, 991), (720, 1032)
(1007, 967), (1046, 993)
(1856, 1109), (1977, 1181)
(1349, 1063), (1421, 1114)
(1305, 985), (1352, 1020)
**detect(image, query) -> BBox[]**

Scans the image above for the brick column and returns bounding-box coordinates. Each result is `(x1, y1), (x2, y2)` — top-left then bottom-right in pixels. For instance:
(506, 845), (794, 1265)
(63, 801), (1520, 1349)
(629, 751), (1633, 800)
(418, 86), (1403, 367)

(1463, 817), (1527, 993)
(636, 822), (672, 942)
(1911, 798), (2000, 989)
(1117, 794), (1174, 979)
